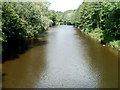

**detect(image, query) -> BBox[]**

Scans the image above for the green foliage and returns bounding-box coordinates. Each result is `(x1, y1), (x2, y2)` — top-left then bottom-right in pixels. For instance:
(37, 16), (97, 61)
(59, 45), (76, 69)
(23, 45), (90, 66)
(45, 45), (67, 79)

(109, 40), (120, 50)
(2, 2), (57, 54)
(2, 2), (26, 42)
(48, 10), (59, 26)
(14, 2), (51, 37)
(72, 2), (120, 50)
(89, 28), (103, 41)
(58, 10), (75, 25)
(1, 1), (120, 54)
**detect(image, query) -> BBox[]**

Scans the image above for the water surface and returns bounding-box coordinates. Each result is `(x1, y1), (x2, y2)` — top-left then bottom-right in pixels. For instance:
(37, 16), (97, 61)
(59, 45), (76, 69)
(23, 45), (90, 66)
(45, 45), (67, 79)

(3, 25), (118, 88)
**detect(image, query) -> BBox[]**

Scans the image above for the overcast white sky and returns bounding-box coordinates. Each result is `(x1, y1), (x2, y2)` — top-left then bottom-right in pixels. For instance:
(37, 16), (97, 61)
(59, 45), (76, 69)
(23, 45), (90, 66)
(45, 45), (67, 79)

(3, 0), (83, 12)
(47, 0), (83, 12)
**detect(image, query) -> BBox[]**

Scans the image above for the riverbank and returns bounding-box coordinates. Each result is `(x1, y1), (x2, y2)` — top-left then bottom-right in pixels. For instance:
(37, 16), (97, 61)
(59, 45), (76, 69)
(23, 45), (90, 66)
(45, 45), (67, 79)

(69, 2), (120, 51)
(78, 27), (120, 51)
(2, 31), (48, 63)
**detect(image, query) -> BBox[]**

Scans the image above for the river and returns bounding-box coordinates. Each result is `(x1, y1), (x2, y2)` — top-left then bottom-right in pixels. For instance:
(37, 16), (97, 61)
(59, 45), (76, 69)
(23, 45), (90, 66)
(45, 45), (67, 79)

(2, 25), (118, 88)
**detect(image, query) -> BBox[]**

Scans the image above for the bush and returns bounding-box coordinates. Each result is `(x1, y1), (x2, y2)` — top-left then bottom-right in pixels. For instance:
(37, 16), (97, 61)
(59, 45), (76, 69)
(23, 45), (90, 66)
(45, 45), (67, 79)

(89, 28), (103, 41)
(109, 40), (120, 50)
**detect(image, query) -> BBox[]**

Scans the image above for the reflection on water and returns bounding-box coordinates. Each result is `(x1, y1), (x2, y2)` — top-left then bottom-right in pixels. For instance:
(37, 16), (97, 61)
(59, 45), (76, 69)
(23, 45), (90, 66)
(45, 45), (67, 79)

(3, 25), (118, 88)
(3, 39), (47, 88)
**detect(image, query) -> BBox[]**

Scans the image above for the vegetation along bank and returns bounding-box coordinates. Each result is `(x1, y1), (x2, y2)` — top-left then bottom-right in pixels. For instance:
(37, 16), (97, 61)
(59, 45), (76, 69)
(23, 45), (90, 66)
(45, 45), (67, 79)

(63, 2), (120, 50)
(1, 1), (120, 60)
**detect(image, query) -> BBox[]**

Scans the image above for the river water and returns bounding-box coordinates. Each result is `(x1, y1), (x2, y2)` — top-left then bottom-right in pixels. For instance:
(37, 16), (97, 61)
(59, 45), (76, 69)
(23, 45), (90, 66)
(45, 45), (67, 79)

(2, 25), (118, 88)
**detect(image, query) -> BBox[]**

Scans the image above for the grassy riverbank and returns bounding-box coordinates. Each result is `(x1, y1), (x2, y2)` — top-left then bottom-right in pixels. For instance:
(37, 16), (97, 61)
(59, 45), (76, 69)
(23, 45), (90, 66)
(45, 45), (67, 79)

(80, 28), (120, 51)
(70, 2), (120, 51)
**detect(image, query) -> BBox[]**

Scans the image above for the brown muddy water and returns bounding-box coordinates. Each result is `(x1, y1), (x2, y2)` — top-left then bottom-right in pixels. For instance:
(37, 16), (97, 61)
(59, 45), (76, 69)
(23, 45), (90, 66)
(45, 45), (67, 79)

(2, 25), (118, 88)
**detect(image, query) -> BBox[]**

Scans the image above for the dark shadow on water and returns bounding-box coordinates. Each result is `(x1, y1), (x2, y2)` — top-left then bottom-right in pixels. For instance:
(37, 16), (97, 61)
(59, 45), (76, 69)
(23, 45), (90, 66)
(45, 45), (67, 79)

(2, 73), (5, 83)
(2, 38), (47, 63)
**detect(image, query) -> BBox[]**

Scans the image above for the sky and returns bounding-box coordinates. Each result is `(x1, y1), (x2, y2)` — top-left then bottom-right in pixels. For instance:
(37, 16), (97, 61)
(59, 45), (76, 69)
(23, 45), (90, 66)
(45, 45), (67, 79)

(47, 0), (83, 12)
(3, 0), (83, 12)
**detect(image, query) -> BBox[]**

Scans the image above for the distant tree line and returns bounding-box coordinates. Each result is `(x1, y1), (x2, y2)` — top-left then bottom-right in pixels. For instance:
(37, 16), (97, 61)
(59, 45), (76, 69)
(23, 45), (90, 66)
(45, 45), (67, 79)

(58, 10), (75, 25)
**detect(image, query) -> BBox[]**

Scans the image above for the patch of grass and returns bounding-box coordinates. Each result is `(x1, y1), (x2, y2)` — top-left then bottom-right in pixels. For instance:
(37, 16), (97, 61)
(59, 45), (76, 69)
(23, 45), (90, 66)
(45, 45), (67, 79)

(109, 40), (120, 51)
(88, 28), (103, 41)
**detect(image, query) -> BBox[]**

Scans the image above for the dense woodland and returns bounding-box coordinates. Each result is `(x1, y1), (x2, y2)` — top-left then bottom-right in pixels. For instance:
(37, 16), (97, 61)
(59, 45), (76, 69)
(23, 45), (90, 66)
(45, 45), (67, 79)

(1, 1), (120, 60)
(73, 2), (120, 50)
(1, 2), (59, 59)
(60, 2), (120, 50)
